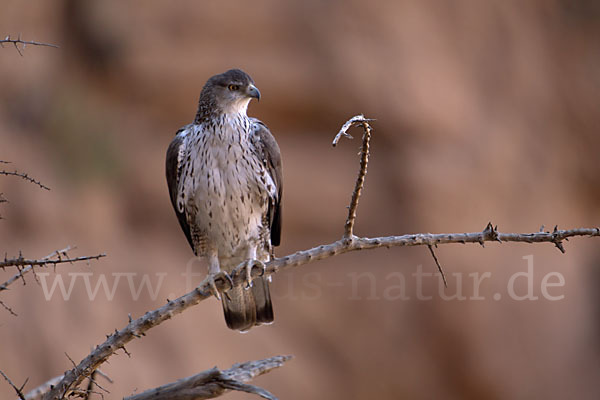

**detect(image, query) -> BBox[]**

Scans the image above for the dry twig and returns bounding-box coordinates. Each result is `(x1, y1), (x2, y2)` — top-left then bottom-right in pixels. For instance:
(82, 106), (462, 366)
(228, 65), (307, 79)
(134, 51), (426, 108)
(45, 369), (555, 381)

(0, 298), (18, 316)
(332, 114), (374, 238)
(0, 253), (105, 270)
(0, 170), (50, 191)
(0, 247), (106, 292)
(0, 35), (58, 56)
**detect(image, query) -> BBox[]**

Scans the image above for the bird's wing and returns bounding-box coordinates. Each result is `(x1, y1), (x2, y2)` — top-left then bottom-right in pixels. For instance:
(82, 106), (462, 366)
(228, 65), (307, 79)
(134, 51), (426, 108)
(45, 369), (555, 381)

(250, 118), (283, 246)
(165, 125), (194, 251)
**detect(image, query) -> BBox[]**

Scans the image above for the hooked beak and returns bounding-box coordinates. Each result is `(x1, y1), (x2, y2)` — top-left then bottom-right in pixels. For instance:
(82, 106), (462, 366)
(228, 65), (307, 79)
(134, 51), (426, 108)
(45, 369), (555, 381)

(246, 84), (261, 101)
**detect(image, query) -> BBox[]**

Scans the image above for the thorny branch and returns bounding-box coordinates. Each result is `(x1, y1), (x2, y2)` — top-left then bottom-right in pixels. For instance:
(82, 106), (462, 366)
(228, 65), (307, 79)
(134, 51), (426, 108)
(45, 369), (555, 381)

(124, 355), (292, 400)
(0, 35), (59, 56)
(36, 224), (600, 399)
(0, 247), (106, 292)
(14, 115), (597, 399)
(0, 253), (106, 270)
(0, 170), (50, 191)
(0, 247), (105, 317)
(1, 162), (49, 219)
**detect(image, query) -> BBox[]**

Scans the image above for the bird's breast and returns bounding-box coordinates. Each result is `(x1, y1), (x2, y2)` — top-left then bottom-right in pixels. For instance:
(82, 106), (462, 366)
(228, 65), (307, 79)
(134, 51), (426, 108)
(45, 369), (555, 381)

(182, 122), (270, 257)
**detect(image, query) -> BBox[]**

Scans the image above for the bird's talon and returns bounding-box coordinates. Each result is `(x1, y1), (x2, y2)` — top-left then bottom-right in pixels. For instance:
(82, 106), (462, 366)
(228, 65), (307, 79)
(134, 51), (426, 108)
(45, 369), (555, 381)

(220, 272), (234, 291)
(206, 271), (233, 300)
(257, 262), (267, 277)
(207, 278), (221, 301)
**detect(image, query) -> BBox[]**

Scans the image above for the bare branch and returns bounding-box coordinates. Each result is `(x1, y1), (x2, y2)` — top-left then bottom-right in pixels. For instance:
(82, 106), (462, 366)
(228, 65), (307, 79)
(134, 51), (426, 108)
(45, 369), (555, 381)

(41, 223), (598, 399)
(0, 170), (50, 191)
(0, 254), (105, 269)
(0, 34), (59, 56)
(124, 355), (291, 400)
(0, 248), (105, 293)
(332, 115), (374, 238)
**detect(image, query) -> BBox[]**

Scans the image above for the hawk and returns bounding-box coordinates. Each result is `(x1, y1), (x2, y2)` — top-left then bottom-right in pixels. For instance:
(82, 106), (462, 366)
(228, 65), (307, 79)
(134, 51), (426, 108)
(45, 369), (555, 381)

(165, 69), (282, 331)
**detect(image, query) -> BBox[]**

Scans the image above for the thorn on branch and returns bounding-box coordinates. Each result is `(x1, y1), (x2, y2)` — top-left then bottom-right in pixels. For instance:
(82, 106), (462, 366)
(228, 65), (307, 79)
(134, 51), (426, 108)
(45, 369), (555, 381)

(552, 225), (566, 254)
(427, 245), (447, 288)
(481, 222), (500, 246)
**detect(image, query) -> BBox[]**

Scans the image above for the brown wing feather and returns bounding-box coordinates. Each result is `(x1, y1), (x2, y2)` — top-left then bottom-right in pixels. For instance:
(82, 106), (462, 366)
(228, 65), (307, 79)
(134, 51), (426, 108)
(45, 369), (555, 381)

(250, 118), (283, 246)
(165, 126), (194, 251)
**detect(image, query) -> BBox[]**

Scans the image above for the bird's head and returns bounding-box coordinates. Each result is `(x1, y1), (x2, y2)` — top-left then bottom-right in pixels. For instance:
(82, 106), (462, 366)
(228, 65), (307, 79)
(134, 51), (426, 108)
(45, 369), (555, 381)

(199, 69), (261, 117)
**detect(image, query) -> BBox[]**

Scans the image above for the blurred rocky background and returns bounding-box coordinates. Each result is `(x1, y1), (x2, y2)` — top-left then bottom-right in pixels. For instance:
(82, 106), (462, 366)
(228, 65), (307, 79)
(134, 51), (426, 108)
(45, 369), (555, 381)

(1, 1), (599, 399)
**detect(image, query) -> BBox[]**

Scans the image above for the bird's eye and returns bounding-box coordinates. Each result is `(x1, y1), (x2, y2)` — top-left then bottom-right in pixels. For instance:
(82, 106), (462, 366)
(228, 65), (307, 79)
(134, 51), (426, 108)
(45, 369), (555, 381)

(228, 84), (240, 91)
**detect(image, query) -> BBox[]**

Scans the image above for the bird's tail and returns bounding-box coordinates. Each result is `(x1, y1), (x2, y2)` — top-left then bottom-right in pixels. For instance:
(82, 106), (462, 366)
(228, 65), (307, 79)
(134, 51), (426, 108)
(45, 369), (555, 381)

(221, 276), (273, 332)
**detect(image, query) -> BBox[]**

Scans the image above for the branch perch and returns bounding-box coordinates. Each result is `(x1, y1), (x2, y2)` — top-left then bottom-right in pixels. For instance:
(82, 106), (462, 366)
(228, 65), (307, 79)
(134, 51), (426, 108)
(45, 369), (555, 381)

(37, 116), (600, 399)
(41, 225), (599, 399)
(124, 355), (291, 400)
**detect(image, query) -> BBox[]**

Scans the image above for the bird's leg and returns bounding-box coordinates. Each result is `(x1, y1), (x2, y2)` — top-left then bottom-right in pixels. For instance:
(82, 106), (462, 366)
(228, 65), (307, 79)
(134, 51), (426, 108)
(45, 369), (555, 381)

(204, 249), (233, 300)
(234, 245), (266, 290)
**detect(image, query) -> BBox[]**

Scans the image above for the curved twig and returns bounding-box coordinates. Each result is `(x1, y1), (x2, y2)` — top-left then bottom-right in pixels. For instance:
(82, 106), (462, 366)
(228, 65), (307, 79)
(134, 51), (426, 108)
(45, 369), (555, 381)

(332, 114), (374, 238)
(0, 170), (50, 191)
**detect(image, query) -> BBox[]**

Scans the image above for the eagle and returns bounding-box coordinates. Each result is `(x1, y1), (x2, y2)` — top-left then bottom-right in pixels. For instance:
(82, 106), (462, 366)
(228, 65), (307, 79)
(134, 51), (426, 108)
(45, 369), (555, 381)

(165, 69), (282, 331)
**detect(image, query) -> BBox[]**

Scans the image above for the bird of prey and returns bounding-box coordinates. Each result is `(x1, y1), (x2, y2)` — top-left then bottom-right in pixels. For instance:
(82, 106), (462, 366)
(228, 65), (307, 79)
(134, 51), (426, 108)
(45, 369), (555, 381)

(166, 69), (282, 331)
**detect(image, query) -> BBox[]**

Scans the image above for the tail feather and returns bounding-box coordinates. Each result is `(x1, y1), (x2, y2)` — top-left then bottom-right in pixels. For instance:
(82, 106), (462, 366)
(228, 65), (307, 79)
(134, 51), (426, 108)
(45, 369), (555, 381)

(221, 276), (273, 331)
(252, 276), (274, 324)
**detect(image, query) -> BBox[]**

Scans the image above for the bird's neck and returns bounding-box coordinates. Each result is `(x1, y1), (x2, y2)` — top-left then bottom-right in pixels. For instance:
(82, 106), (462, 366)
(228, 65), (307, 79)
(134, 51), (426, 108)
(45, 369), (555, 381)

(194, 99), (250, 125)
(193, 112), (251, 145)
